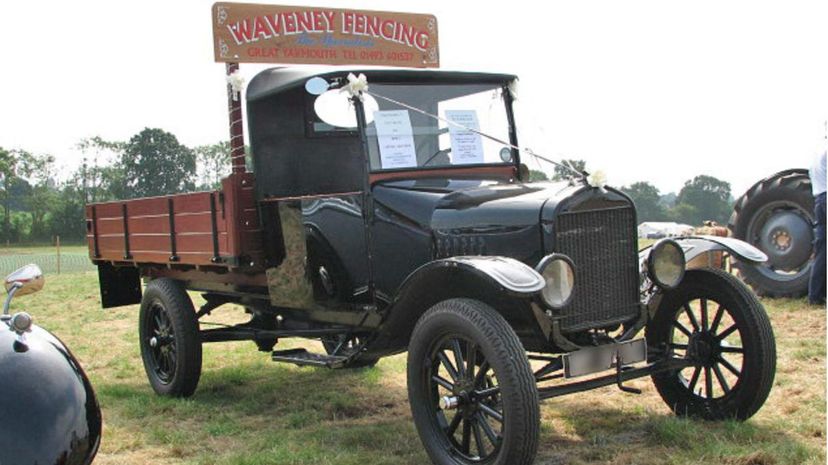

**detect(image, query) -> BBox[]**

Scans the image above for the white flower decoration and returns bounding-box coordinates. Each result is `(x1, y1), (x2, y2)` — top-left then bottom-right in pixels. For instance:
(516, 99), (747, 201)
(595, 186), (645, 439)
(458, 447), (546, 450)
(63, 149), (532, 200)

(508, 79), (519, 100)
(226, 70), (245, 101)
(341, 73), (369, 101)
(588, 170), (607, 186)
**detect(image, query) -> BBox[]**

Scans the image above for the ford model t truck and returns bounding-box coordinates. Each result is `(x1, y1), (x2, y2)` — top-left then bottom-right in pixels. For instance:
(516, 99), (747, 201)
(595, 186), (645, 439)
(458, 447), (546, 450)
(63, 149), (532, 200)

(86, 67), (775, 465)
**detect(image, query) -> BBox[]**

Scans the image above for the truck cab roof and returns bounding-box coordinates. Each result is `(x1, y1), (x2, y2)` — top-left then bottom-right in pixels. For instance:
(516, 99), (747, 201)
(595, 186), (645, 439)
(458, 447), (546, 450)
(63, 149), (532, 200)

(247, 66), (518, 102)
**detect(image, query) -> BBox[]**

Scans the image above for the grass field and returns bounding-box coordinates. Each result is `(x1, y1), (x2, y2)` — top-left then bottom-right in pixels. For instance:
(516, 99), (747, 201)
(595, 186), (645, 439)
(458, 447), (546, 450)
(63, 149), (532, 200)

(10, 268), (826, 465)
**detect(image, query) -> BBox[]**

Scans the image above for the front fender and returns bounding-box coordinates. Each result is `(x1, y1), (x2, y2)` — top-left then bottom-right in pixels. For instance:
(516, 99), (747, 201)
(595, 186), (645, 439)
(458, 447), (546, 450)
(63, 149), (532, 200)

(438, 256), (545, 295)
(365, 256), (548, 357)
(640, 236), (766, 318)
(639, 235), (767, 271)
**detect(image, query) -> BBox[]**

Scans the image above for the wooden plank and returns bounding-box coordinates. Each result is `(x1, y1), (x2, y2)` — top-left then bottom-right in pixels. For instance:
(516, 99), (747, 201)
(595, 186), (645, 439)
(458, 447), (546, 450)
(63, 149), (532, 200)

(128, 216), (170, 235)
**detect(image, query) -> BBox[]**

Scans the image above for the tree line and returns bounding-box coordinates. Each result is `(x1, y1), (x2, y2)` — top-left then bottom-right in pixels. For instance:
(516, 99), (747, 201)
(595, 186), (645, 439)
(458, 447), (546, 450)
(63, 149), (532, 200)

(1, 139), (734, 245)
(0, 128), (232, 244)
(529, 159), (734, 226)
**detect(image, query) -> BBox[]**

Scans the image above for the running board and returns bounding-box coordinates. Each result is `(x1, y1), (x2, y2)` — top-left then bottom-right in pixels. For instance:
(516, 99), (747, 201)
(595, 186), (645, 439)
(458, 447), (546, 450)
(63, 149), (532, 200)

(271, 348), (348, 368)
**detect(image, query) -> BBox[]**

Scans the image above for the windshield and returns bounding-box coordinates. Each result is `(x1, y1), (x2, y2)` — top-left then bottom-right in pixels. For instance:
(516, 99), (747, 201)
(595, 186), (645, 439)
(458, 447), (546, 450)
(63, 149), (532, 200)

(362, 83), (516, 171)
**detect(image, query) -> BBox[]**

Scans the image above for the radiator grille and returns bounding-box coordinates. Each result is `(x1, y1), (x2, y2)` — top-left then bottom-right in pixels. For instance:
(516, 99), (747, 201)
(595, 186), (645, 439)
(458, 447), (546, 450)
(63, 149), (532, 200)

(553, 206), (640, 332)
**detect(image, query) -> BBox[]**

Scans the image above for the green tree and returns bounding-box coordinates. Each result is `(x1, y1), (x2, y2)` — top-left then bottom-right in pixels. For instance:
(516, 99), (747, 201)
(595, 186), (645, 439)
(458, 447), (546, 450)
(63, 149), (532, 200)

(122, 128), (195, 198)
(16, 152), (56, 241)
(49, 183), (86, 241)
(551, 159), (587, 181)
(668, 203), (700, 225)
(674, 175), (732, 225)
(0, 147), (16, 241)
(621, 181), (667, 222)
(527, 169), (548, 182)
(77, 136), (124, 203)
(194, 141), (231, 189)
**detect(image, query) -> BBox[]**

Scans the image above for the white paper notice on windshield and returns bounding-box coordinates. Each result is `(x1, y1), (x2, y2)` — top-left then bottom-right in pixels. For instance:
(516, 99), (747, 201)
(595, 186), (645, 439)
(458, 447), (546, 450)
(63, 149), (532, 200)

(445, 110), (484, 165)
(374, 110), (417, 169)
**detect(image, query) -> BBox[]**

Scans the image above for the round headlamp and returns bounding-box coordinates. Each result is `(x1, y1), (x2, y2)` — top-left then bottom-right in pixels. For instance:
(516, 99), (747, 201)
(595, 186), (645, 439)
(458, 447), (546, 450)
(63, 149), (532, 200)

(536, 254), (575, 308)
(647, 239), (686, 289)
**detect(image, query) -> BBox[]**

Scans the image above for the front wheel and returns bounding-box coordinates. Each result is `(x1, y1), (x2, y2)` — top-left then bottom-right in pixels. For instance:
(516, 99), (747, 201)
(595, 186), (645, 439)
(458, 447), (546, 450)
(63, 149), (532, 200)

(647, 268), (776, 420)
(407, 299), (539, 465)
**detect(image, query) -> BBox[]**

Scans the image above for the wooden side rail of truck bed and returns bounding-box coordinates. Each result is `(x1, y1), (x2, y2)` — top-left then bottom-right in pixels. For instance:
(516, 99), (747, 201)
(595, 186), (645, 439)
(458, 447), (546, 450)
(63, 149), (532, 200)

(85, 172), (266, 270)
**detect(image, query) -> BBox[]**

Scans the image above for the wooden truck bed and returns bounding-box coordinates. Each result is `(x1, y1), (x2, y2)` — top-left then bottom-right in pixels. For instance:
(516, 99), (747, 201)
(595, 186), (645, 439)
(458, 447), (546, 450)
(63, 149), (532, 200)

(85, 173), (266, 270)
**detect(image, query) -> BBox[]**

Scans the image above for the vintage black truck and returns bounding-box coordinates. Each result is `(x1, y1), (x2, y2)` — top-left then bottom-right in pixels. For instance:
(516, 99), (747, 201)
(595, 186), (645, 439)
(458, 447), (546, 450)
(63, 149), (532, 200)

(86, 67), (776, 465)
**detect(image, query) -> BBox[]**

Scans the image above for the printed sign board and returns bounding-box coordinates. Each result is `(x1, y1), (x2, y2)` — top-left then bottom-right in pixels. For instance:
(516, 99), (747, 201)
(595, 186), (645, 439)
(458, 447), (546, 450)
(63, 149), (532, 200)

(212, 3), (439, 67)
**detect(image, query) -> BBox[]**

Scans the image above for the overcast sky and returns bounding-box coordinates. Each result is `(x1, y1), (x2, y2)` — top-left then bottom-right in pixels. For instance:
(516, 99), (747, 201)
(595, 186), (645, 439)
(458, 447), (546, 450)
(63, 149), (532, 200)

(1, 0), (825, 195)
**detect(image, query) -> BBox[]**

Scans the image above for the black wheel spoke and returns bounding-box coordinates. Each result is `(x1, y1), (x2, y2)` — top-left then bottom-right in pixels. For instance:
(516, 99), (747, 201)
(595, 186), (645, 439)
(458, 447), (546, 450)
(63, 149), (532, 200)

(472, 418), (486, 457)
(437, 352), (460, 382)
(704, 366), (714, 399)
(710, 304), (725, 333)
(718, 356), (741, 377)
(683, 304), (700, 332)
(720, 346), (744, 354)
(673, 321), (693, 338)
(461, 418), (472, 454)
(433, 375), (454, 391)
(717, 324), (738, 341)
(447, 411), (462, 436)
(450, 339), (466, 378)
(669, 343), (689, 351)
(700, 299), (709, 332)
(713, 363), (731, 394)
(476, 412), (499, 444)
(687, 366), (701, 394)
(473, 360), (490, 387)
(466, 341), (477, 381)
(475, 386), (501, 398)
(479, 403), (503, 423)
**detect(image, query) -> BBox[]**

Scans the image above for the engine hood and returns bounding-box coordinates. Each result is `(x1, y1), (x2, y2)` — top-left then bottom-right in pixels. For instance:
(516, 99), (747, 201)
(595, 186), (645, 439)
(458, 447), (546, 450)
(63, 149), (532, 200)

(372, 178), (589, 265)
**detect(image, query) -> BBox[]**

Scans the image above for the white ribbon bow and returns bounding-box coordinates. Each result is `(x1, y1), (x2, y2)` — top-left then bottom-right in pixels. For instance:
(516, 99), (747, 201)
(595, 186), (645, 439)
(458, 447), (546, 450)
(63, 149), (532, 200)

(508, 79), (519, 101)
(341, 73), (369, 101)
(226, 70), (246, 101)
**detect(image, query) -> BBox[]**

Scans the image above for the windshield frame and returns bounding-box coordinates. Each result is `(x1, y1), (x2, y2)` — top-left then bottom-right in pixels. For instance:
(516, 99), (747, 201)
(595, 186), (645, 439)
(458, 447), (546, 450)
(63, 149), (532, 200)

(353, 80), (521, 175)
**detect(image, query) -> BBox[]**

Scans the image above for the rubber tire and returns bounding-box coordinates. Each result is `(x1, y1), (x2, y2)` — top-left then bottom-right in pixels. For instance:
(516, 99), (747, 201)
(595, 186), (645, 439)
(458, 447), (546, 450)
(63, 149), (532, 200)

(728, 169), (814, 297)
(647, 269), (776, 420)
(139, 278), (202, 397)
(407, 299), (540, 465)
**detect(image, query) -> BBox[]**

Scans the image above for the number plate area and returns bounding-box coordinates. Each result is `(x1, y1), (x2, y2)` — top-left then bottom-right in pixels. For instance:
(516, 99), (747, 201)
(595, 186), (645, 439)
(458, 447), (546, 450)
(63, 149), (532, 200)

(562, 339), (647, 378)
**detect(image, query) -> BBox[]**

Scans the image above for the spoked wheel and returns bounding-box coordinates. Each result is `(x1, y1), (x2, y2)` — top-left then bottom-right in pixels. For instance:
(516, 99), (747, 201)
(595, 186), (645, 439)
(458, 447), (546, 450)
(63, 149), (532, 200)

(139, 278), (202, 397)
(408, 299), (539, 465)
(429, 335), (504, 461)
(146, 302), (177, 383)
(647, 269), (776, 420)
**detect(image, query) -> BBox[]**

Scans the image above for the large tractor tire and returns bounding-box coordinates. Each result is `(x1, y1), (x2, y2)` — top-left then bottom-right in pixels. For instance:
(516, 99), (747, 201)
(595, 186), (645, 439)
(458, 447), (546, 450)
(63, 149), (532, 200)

(728, 169), (814, 297)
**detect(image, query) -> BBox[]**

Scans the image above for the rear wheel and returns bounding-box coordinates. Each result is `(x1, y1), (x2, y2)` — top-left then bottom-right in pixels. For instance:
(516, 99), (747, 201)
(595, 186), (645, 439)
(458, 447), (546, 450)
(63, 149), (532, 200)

(728, 169), (814, 297)
(139, 278), (202, 397)
(647, 269), (775, 420)
(407, 299), (539, 465)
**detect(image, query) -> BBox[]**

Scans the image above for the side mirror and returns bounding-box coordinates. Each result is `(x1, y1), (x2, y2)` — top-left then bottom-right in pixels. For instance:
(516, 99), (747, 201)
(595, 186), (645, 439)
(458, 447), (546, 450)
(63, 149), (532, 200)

(5, 264), (45, 297)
